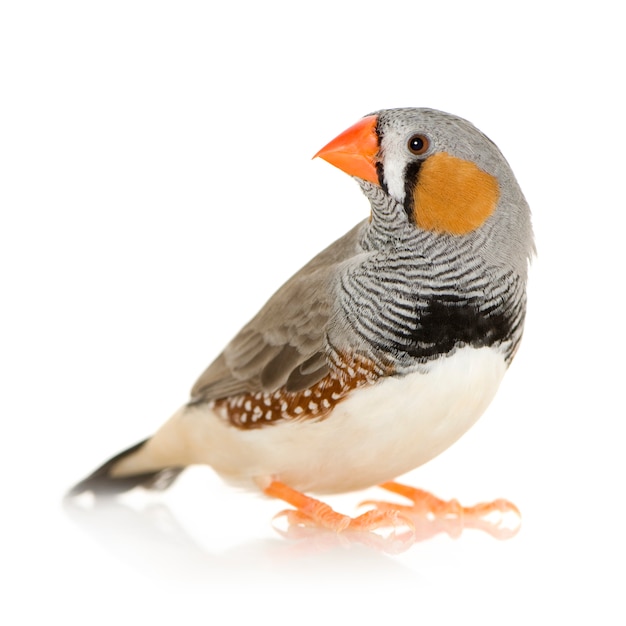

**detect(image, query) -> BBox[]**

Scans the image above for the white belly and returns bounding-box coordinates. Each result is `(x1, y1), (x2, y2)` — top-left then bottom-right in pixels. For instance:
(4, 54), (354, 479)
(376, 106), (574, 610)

(173, 345), (507, 494)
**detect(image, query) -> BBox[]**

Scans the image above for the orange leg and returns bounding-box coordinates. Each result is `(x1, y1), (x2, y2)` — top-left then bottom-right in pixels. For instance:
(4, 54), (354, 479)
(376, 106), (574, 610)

(263, 481), (351, 531)
(263, 480), (411, 534)
(263, 480), (520, 548)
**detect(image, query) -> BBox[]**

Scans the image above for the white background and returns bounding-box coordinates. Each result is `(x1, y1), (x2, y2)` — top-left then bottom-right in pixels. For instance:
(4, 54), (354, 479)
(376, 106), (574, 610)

(2, 1), (624, 623)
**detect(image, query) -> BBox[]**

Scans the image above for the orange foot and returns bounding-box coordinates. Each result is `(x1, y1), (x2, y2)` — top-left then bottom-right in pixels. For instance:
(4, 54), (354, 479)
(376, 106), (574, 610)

(263, 480), (520, 549)
(361, 481), (521, 541)
(263, 480), (415, 553)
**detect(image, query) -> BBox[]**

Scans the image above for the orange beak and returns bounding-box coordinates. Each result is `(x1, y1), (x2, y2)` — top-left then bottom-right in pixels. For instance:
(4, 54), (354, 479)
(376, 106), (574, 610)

(313, 115), (379, 185)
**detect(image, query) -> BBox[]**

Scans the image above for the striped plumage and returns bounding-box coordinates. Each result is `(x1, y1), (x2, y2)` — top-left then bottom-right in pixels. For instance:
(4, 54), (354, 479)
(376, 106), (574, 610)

(336, 191), (527, 371)
(70, 108), (533, 533)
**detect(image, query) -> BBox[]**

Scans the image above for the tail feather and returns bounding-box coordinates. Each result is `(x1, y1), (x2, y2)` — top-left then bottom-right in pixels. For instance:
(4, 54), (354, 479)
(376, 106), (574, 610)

(68, 439), (183, 497)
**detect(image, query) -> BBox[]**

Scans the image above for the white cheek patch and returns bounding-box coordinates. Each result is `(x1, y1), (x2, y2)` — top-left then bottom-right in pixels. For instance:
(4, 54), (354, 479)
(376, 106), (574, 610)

(380, 135), (410, 203)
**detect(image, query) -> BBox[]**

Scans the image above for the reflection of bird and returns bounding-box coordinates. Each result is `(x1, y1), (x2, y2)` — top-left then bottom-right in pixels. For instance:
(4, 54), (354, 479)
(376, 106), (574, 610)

(70, 108), (533, 534)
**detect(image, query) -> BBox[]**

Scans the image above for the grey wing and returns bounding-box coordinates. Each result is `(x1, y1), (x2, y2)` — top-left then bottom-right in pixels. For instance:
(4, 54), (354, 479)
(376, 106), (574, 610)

(189, 222), (365, 403)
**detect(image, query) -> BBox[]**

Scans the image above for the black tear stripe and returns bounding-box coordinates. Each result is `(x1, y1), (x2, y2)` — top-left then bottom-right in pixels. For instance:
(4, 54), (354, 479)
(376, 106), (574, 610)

(402, 161), (423, 224)
(376, 162), (388, 194)
(379, 297), (519, 362)
(373, 119), (388, 195)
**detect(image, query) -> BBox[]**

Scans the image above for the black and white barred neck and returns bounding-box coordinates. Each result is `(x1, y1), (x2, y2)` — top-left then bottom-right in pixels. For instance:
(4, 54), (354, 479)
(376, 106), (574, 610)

(331, 181), (527, 374)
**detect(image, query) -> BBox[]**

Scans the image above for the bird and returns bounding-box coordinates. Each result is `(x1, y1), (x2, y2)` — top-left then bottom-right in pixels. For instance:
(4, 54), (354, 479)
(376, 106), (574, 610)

(70, 107), (533, 537)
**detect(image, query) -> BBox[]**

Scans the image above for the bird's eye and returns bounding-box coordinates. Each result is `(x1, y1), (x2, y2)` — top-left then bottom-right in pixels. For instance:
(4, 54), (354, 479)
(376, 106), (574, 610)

(407, 134), (430, 156)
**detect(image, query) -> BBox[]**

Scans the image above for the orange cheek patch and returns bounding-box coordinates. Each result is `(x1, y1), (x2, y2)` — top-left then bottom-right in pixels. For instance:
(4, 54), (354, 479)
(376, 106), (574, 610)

(412, 152), (500, 235)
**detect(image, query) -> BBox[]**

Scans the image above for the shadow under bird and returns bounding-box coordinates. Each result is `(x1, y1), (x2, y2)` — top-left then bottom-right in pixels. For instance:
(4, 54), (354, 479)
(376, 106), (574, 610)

(70, 108), (533, 537)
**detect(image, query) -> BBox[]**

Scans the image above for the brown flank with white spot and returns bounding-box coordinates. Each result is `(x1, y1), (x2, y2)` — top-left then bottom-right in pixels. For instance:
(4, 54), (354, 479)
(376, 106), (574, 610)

(211, 354), (390, 429)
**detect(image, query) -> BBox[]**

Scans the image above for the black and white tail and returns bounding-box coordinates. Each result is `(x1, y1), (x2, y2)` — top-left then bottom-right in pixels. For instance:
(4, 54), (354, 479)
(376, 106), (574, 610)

(68, 439), (183, 497)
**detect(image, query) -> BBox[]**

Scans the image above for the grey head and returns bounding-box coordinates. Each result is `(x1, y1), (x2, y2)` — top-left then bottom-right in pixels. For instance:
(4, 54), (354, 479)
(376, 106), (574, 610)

(361, 107), (534, 279)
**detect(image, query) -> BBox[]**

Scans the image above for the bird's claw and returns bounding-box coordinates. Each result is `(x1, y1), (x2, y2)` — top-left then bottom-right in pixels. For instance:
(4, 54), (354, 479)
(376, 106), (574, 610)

(271, 507), (416, 554)
(359, 482), (521, 540)
(266, 480), (520, 551)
